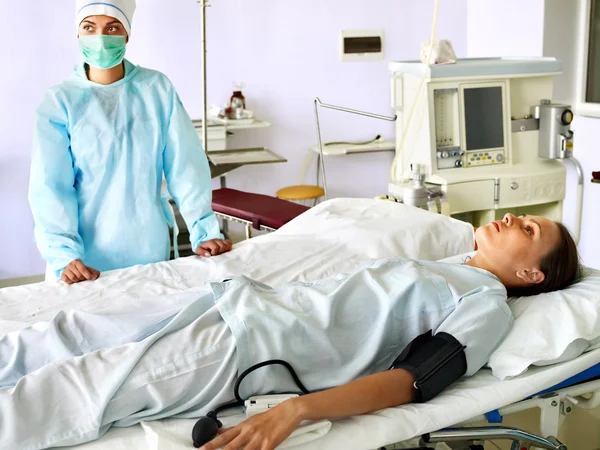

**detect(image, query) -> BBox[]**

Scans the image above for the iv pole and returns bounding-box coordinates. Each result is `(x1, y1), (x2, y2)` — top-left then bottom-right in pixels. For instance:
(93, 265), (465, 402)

(198, 0), (210, 156)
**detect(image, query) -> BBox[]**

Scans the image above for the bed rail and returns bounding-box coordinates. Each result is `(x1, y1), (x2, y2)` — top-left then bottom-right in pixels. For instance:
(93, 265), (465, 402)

(423, 426), (566, 450)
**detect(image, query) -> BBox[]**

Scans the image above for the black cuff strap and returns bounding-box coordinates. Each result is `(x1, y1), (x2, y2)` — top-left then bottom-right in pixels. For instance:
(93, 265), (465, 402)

(389, 330), (467, 403)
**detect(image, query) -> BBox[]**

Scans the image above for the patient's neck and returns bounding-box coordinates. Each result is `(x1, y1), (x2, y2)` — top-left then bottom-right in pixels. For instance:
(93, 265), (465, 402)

(465, 254), (502, 282)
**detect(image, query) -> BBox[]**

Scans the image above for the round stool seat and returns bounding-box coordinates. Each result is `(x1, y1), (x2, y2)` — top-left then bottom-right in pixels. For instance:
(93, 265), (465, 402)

(276, 185), (325, 201)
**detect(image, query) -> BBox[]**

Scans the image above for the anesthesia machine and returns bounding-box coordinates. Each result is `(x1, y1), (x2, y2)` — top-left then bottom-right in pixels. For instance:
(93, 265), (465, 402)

(387, 57), (583, 242)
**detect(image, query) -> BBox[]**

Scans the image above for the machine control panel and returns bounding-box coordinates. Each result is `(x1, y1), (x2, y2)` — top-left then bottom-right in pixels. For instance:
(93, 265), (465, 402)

(437, 148), (506, 170)
(466, 150), (505, 167)
(436, 147), (464, 170)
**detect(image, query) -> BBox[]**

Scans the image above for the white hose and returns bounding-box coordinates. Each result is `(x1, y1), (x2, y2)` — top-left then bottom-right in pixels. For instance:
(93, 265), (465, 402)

(390, 0), (440, 183)
(574, 182), (584, 245)
(561, 157), (584, 245)
(298, 149), (315, 185)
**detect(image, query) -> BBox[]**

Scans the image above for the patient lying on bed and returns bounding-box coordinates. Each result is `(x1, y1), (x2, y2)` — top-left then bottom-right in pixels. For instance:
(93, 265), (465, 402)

(0, 214), (580, 450)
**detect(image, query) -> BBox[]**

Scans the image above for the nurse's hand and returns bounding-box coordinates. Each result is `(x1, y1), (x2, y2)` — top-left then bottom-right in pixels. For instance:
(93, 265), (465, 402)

(61, 260), (101, 285)
(195, 239), (233, 257)
(199, 400), (301, 450)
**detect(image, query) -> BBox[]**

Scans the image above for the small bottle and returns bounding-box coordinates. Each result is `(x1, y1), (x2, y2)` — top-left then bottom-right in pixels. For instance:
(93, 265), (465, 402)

(231, 97), (244, 120)
(230, 91), (246, 110)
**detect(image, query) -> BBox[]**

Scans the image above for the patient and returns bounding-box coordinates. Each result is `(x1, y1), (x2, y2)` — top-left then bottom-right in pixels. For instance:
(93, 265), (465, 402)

(0, 214), (580, 450)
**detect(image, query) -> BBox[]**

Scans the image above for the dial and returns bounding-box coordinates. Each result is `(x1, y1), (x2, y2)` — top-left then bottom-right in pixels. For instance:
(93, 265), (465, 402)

(561, 109), (574, 126)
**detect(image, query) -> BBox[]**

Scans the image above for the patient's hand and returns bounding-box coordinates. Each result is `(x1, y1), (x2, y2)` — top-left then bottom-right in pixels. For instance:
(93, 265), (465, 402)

(200, 369), (416, 450)
(195, 239), (233, 257)
(61, 260), (101, 285)
(199, 400), (301, 450)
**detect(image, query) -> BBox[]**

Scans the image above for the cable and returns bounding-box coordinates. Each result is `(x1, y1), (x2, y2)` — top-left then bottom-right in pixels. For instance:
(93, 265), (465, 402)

(324, 135), (381, 147)
(389, 0), (440, 183)
(210, 359), (311, 420)
(212, 399), (244, 418)
(233, 359), (310, 403)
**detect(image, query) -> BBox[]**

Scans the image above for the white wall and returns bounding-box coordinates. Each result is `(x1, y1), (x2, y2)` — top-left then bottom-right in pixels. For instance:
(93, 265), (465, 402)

(543, 0), (578, 105)
(0, 0), (468, 280)
(467, 0), (546, 57)
(0, 2), (80, 280)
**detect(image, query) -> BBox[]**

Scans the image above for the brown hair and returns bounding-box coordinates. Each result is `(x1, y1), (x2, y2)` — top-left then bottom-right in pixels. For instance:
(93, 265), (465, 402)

(508, 223), (581, 297)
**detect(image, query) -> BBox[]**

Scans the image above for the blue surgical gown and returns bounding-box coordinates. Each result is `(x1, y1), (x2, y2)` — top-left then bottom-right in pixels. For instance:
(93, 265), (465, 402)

(29, 60), (222, 277)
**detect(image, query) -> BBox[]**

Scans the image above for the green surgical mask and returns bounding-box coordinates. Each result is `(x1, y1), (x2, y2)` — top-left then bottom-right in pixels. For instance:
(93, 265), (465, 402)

(78, 35), (127, 70)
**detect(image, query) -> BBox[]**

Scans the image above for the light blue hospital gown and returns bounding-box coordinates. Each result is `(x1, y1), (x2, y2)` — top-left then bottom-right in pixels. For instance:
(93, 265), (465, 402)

(29, 60), (221, 277)
(0, 259), (513, 450)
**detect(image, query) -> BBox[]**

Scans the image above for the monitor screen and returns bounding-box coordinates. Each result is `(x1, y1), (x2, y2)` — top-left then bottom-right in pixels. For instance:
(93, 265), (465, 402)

(463, 86), (504, 151)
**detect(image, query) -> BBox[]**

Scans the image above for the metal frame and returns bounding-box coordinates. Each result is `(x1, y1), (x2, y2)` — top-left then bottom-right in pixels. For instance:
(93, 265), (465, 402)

(214, 211), (276, 240)
(424, 426), (566, 450)
(575, 0), (600, 118)
(313, 98), (396, 200)
(410, 376), (600, 450)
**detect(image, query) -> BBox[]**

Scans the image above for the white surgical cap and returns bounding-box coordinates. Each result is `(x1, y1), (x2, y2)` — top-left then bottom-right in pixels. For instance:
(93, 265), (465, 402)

(76, 0), (137, 36)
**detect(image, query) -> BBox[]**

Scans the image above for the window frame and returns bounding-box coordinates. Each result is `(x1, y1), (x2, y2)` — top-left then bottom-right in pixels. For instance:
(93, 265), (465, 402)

(576, 0), (600, 117)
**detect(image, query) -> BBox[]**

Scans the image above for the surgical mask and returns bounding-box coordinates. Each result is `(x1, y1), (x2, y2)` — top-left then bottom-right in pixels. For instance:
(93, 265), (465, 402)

(78, 35), (127, 70)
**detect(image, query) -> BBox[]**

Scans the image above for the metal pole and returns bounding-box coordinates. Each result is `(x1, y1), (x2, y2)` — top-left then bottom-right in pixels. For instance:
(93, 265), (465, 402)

(314, 99), (329, 200)
(315, 98), (397, 122)
(199, 0), (210, 155)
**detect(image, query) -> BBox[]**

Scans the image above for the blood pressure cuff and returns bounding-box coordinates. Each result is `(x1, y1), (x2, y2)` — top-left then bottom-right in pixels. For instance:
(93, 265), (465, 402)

(389, 330), (467, 403)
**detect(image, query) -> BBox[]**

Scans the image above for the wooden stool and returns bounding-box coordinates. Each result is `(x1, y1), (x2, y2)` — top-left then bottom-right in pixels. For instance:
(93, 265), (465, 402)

(276, 185), (325, 205)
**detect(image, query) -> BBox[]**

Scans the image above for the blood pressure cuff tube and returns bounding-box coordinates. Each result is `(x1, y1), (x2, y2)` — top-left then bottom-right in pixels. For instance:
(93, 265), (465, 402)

(389, 330), (467, 403)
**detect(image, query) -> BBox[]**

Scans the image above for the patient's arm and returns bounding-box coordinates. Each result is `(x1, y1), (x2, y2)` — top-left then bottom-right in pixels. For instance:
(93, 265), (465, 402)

(199, 369), (415, 450)
(293, 367), (416, 419)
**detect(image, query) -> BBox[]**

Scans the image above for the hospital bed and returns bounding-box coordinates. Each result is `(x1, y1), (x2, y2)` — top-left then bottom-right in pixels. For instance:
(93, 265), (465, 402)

(1, 198), (599, 450)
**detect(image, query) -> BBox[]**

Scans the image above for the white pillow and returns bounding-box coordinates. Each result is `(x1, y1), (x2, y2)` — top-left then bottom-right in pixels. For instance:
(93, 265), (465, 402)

(488, 267), (600, 380)
(437, 252), (600, 379)
(276, 198), (476, 262)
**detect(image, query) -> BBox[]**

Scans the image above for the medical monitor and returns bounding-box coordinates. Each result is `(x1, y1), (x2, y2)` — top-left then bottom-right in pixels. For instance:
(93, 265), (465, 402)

(434, 81), (509, 170)
(463, 86), (504, 151)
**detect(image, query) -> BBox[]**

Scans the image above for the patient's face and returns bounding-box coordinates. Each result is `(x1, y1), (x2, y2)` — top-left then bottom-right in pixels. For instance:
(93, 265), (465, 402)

(475, 213), (560, 278)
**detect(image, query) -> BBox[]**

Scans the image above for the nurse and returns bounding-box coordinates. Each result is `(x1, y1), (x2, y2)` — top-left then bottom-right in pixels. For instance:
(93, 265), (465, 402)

(29, 0), (231, 285)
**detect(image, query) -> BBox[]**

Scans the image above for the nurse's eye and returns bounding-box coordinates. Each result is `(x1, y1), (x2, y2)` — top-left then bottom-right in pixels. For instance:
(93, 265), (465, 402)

(83, 25), (93, 31)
